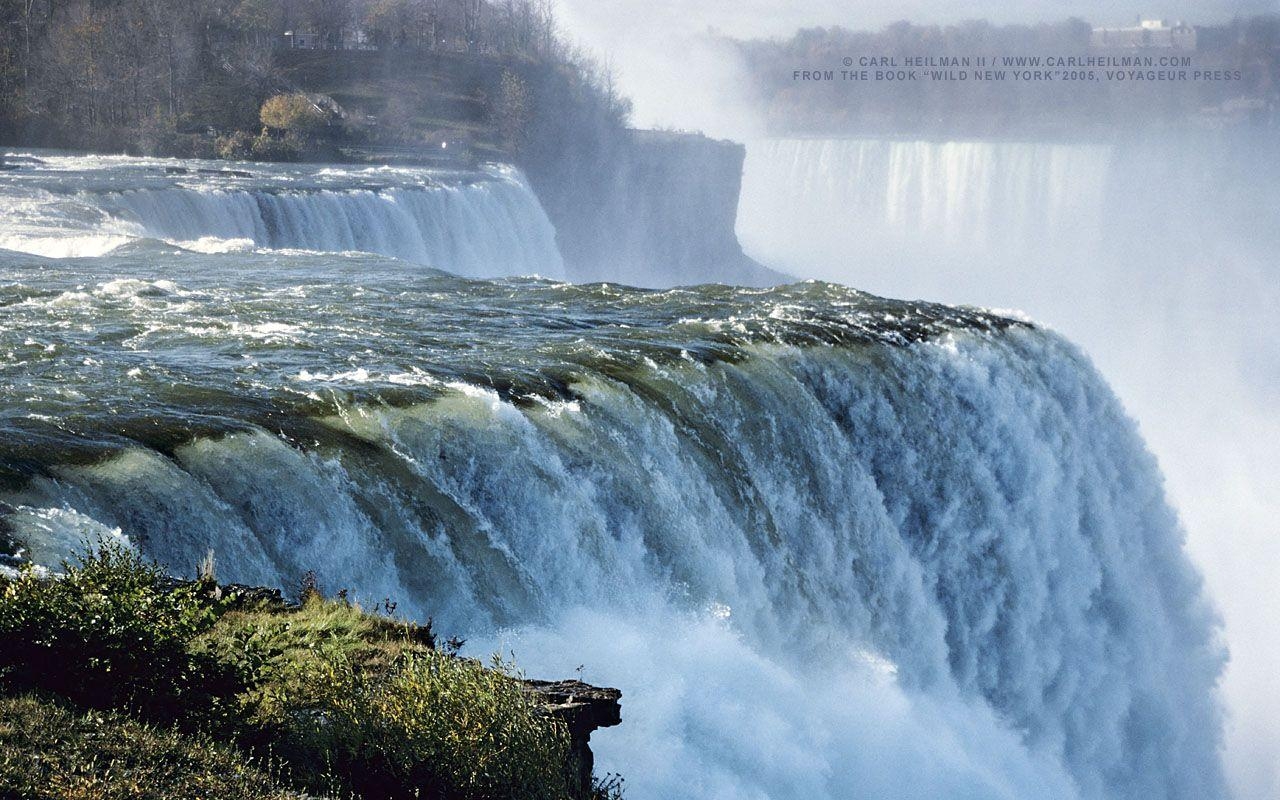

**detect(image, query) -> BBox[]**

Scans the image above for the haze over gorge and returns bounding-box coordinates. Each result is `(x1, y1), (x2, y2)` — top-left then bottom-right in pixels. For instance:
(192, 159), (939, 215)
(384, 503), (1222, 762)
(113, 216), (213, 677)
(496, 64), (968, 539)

(736, 129), (1280, 800)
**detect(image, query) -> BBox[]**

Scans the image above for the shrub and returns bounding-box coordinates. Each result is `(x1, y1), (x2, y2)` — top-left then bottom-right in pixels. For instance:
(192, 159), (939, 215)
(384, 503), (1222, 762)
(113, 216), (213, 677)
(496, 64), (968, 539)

(196, 595), (579, 798)
(0, 543), (231, 720)
(253, 129), (305, 161)
(213, 128), (305, 162)
(216, 129), (256, 160)
(494, 69), (531, 152)
(251, 642), (576, 799)
(363, 653), (575, 800)
(194, 593), (435, 709)
(0, 544), (602, 799)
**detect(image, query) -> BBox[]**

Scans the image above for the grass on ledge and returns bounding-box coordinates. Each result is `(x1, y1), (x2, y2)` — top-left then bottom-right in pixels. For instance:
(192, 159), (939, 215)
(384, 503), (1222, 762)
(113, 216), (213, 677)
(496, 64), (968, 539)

(0, 542), (598, 800)
(0, 694), (329, 800)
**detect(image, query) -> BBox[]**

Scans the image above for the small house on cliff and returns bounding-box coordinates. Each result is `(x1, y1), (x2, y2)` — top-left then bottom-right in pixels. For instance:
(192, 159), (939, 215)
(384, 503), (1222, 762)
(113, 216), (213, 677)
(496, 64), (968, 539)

(1090, 19), (1198, 50)
(283, 28), (376, 51)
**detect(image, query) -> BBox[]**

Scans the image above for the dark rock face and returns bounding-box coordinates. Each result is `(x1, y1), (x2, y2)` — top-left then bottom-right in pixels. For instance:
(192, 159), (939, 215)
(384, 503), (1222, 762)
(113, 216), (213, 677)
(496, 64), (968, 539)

(524, 679), (623, 795)
(524, 679), (623, 732)
(524, 127), (788, 288)
(0, 503), (18, 563)
(154, 576), (292, 610)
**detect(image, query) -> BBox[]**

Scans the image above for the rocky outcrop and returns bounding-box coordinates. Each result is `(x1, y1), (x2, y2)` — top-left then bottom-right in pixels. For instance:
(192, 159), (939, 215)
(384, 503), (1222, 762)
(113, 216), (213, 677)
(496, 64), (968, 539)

(523, 126), (787, 288)
(525, 679), (623, 794)
(154, 576), (293, 609)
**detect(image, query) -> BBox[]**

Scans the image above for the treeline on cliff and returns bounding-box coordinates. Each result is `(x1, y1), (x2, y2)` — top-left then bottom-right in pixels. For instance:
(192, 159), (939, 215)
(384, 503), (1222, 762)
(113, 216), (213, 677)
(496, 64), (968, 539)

(732, 16), (1280, 137)
(0, 0), (631, 158)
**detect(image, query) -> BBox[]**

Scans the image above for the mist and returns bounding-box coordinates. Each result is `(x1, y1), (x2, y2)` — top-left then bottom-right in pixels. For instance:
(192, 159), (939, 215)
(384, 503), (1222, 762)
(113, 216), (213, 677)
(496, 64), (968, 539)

(556, 0), (1279, 136)
(735, 134), (1280, 800)
(557, 2), (1280, 800)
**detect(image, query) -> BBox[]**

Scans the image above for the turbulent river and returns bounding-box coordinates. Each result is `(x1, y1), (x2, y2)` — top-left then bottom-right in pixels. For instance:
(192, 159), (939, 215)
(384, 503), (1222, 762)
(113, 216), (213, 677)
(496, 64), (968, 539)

(1, 151), (1226, 800)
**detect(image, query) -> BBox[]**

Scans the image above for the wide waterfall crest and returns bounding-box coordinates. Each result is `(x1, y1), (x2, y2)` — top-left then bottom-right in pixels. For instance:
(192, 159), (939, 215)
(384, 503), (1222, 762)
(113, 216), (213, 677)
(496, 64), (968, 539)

(4, 321), (1226, 800)
(101, 180), (564, 278)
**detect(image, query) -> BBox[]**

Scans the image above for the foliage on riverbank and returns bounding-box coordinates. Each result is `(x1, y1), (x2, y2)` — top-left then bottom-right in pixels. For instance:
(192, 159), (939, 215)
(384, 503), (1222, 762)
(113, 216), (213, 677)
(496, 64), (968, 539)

(0, 695), (321, 800)
(0, 0), (630, 163)
(0, 543), (605, 800)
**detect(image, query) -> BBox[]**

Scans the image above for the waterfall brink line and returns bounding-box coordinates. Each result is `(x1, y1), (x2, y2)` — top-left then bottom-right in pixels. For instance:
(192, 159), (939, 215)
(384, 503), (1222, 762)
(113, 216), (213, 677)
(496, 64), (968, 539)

(102, 181), (564, 278)
(2, 325), (1227, 800)
(0, 159), (565, 280)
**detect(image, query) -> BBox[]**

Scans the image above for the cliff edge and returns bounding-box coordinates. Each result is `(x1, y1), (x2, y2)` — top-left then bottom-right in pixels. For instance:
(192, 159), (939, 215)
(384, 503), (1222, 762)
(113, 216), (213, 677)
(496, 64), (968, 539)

(522, 124), (788, 288)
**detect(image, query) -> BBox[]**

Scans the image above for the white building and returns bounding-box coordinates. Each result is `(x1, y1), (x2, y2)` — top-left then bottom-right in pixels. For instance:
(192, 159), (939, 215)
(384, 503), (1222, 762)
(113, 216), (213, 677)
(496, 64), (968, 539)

(1090, 19), (1197, 50)
(283, 29), (376, 51)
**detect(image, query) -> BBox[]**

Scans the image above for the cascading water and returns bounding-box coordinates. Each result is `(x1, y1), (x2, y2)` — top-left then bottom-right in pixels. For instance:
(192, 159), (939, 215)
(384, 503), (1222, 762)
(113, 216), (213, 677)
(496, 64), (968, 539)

(0, 153), (564, 279)
(738, 132), (1279, 800)
(0, 213), (1226, 800)
(757, 138), (1111, 243)
(738, 138), (1114, 292)
(737, 133), (1280, 313)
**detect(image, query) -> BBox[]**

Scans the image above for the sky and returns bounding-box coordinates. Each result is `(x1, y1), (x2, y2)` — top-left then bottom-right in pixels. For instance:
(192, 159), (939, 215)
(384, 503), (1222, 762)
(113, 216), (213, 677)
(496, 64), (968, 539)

(556, 0), (1279, 135)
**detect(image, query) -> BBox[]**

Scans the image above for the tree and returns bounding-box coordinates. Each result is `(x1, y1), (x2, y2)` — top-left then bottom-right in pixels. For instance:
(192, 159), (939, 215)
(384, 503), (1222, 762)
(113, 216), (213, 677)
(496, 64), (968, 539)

(494, 68), (528, 151)
(230, 0), (287, 45)
(460, 0), (481, 52)
(260, 92), (327, 131)
(362, 0), (410, 47)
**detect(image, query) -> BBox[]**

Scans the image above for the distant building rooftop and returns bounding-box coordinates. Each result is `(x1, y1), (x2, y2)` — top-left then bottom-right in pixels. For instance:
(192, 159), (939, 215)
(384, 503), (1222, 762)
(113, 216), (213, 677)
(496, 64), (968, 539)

(284, 28), (376, 51)
(1091, 19), (1197, 50)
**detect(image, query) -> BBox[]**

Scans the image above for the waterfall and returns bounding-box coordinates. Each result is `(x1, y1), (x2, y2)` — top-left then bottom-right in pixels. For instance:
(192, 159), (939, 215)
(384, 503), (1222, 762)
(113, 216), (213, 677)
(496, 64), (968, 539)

(737, 132), (1280, 800)
(738, 138), (1113, 283)
(102, 180), (564, 279)
(0, 157), (565, 280)
(0, 147), (1237, 799)
(2, 318), (1226, 800)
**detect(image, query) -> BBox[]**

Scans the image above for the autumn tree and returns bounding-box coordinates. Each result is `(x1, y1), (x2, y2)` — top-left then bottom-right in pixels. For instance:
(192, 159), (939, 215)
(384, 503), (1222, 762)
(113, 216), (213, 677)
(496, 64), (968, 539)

(260, 93), (327, 132)
(494, 68), (528, 151)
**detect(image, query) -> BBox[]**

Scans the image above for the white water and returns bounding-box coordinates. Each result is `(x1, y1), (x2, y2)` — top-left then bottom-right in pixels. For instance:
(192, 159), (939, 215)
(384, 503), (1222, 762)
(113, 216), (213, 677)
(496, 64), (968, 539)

(740, 135), (1279, 800)
(5, 329), (1226, 800)
(0, 154), (565, 279)
(739, 138), (1113, 290)
(0, 144), (1241, 799)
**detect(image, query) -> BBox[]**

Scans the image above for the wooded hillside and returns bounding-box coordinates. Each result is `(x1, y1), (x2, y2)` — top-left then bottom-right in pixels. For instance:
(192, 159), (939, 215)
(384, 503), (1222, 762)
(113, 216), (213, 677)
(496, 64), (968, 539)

(0, 0), (630, 158)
